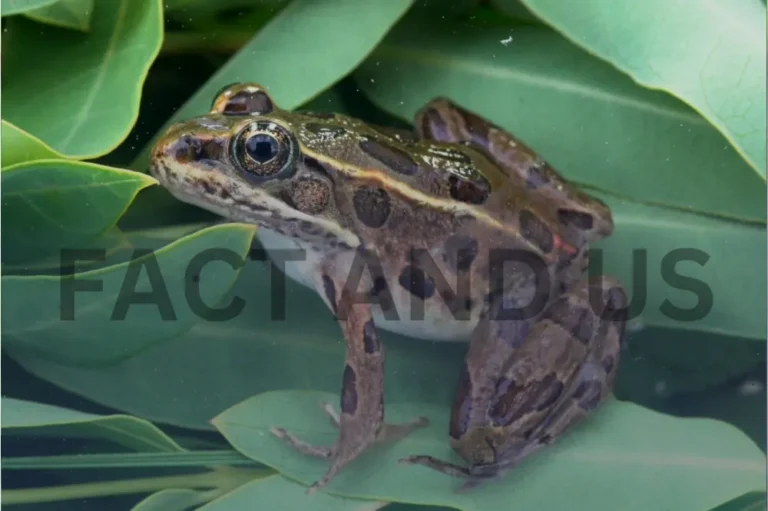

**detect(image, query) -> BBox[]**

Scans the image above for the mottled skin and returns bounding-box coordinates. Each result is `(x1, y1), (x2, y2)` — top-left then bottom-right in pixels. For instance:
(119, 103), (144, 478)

(149, 83), (628, 493)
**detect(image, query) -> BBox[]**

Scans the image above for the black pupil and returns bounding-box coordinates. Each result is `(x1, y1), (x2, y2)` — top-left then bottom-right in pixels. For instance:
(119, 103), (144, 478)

(246, 134), (278, 163)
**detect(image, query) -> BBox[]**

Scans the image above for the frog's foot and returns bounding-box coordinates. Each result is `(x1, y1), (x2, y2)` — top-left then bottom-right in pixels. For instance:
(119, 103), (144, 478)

(399, 455), (492, 492)
(271, 403), (429, 494)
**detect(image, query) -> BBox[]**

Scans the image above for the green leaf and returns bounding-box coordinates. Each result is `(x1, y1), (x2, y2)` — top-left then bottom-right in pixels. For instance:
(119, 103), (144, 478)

(594, 194), (766, 341)
(5, 201), (763, 430)
(2, 0), (163, 158)
(1, 120), (64, 168)
(710, 491), (767, 511)
(1, 397), (183, 452)
(131, 489), (211, 511)
(1, 160), (156, 264)
(130, 0), (415, 172)
(354, 18), (766, 223)
(517, 0), (767, 179)
(1, 222), (256, 366)
(1, 0), (58, 16)
(199, 474), (386, 510)
(24, 0), (94, 31)
(213, 390), (766, 511)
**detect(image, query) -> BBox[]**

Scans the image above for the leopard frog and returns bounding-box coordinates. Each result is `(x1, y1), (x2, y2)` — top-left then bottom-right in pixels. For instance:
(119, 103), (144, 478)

(149, 83), (628, 493)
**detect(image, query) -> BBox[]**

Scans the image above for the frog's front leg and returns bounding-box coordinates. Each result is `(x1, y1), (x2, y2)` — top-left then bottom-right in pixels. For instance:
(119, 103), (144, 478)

(400, 276), (627, 491)
(271, 266), (429, 494)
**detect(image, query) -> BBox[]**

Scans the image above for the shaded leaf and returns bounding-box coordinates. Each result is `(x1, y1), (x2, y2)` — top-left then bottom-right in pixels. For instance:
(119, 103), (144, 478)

(2, 397), (183, 452)
(1, 0), (58, 16)
(1, 222), (256, 366)
(3, 0), (163, 158)
(1, 160), (156, 264)
(199, 474), (386, 510)
(594, 193), (766, 340)
(710, 491), (767, 511)
(213, 390), (766, 511)
(131, 489), (210, 511)
(24, 0), (94, 31)
(1, 120), (64, 168)
(354, 17), (766, 223)
(131, 0), (415, 171)
(517, 0), (767, 178)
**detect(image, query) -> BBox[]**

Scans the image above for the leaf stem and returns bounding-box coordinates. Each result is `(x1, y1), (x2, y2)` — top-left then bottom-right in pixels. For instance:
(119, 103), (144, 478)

(1, 467), (265, 505)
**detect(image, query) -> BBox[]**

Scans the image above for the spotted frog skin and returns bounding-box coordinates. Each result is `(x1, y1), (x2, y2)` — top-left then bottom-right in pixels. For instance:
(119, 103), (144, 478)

(149, 83), (628, 493)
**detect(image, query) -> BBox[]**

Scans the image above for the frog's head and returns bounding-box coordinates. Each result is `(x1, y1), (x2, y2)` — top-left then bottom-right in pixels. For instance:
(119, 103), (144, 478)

(149, 83), (348, 243)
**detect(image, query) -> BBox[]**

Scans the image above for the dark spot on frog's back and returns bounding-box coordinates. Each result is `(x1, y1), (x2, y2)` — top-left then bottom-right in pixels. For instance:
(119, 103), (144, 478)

(352, 186), (391, 228)
(489, 374), (564, 426)
(525, 165), (549, 189)
(443, 234), (478, 272)
(602, 354), (615, 375)
(519, 209), (554, 253)
(558, 208), (594, 231)
(341, 364), (358, 415)
(573, 379), (603, 411)
(449, 363), (473, 439)
(448, 175), (489, 204)
(359, 138), (419, 176)
(362, 319), (380, 354)
(398, 265), (435, 300)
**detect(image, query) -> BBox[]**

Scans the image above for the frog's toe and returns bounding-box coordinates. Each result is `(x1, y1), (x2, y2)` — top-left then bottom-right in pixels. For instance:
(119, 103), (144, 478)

(399, 454), (472, 478)
(319, 401), (341, 428)
(270, 426), (334, 459)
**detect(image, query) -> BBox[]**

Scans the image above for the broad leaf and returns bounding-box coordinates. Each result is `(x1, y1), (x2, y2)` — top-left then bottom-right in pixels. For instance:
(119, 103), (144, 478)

(2, 397), (183, 452)
(130, 0), (415, 172)
(212, 390), (766, 511)
(1, 0), (58, 16)
(24, 0), (94, 31)
(517, 0), (767, 179)
(1, 223), (256, 366)
(710, 491), (767, 511)
(199, 474), (386, 510)
(354, 17), (766, 223)
(2, 0), (163, 158)
(1, 120), (64, 168)
(131, 489), (211, 511)
(1, 160), (156, 264)
(594, 194), (766, 341)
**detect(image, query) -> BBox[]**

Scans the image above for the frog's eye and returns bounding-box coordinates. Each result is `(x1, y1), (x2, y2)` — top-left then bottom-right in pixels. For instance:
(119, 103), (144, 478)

(231, 121), (297, 180)
(211, 83), (275, 116)
(211, 82), (241, 106)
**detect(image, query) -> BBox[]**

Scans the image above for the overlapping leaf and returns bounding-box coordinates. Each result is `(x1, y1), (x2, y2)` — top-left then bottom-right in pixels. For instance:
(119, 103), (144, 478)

(2, 223), (256, 366)
(212, 390), (766, 511)
(354, 17), (766, 223)
(2, 0), (163, 158)
(1, 120), (65, 168)
(1, 0), (58, 16)
(24, 0), (95, 31)
(2, 397), (183, 452)
(1, 160), (156, 264)
(517, 0), (768, 178)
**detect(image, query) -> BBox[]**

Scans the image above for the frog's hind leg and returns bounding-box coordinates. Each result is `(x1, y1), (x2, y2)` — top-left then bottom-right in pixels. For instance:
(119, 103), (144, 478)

(414, 98), (613, 242)
(399, 276), (627, 491)
(270, 267), (429, 494)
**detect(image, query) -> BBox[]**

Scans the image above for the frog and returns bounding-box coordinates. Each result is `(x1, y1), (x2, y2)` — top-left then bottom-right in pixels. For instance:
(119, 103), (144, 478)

(149, 83), (628, 493)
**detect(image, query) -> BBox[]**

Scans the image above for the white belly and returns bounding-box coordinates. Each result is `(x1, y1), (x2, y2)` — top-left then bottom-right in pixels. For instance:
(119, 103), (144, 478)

(255, 228), (475, 343)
